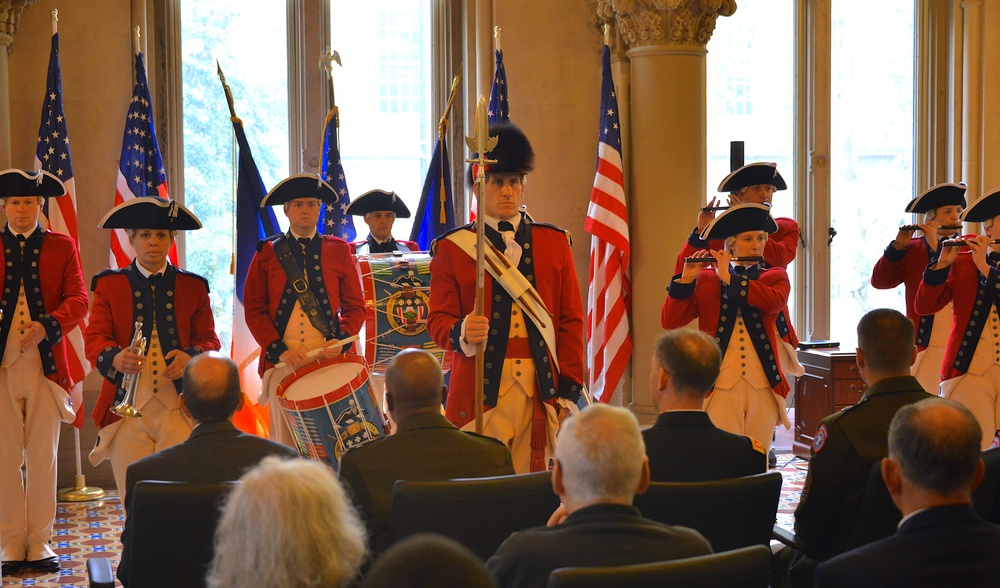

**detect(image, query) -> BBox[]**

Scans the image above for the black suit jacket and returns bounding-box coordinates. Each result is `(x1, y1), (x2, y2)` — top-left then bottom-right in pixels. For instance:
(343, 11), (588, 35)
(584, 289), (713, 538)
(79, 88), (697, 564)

(814, 504), (1000, 588)
(338, 412), (515, 554)
(485, 503), (713, 588)
(643, 411), (767, 482)
(118, 420), (298, 584)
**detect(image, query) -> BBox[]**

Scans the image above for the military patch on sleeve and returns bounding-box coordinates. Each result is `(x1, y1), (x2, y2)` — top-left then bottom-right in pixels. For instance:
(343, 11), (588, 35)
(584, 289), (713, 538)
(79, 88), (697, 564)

(750, 437), (766, 455)
(813, 424), (829, 453)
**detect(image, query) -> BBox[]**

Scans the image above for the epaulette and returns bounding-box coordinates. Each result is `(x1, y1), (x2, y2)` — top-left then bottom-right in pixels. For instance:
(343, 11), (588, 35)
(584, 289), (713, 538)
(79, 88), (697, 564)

(318, 234), (350, 245)
(90, 267), (125, 291)
(174, 267), (212, 292)
(429, 223), (473, 256)
(255, 233), (283, 252)
(530, 221), (573, 247)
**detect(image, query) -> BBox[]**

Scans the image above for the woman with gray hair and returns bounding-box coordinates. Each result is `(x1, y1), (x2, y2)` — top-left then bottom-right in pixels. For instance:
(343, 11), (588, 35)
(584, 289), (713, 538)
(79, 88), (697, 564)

(207, 457), (367, 588)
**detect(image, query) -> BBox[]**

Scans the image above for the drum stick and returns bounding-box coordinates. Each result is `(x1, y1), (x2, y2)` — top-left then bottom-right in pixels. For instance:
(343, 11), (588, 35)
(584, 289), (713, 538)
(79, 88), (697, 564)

(274, 335), (360, 369)
(682, 256), (764, 263)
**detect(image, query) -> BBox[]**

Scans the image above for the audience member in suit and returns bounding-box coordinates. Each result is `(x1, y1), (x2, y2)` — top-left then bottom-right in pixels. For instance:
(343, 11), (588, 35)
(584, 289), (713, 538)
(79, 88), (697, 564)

(815, 398), (1000, 587)
(361, 533), (496, 588)
(208, 457), (366, 588)
(784, 308), (935, 586)
(118, 352), (298, 586)
(644, 328), (767, 481)
(339, 349), (515, 554)
(485, 404), (712, 588)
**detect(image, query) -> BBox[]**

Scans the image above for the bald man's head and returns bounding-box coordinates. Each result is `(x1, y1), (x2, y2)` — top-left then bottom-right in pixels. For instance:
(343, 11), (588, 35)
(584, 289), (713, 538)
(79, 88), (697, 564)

(384, 349), (444, 421)
(181, 351), (243, 423)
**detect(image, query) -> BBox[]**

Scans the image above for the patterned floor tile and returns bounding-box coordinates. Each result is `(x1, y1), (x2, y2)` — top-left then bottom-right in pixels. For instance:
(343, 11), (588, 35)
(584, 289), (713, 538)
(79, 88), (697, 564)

(2, 493), (122, 588)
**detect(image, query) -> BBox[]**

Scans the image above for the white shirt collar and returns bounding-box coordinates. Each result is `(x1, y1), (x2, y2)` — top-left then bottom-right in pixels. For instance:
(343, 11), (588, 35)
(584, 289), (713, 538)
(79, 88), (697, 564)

(289, 228), (318, 241)
(135, 259), (169, 279)
(483, 214), (521, 233)
(7, 225), (37, 240)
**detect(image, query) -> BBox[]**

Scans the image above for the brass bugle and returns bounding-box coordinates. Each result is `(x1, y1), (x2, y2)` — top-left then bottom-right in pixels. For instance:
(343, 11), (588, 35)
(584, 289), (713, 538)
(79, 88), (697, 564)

(941, 238), (1000, 247)
(683, 256), (764, 263)
(112, 320), (146, 419)
(899, 224), (962, 231)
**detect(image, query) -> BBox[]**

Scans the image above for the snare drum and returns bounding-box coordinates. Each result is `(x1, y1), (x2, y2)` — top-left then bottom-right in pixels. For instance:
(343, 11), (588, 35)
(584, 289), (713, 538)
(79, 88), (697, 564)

(355, 252), (450, 374)
(276, 353), (385, 471)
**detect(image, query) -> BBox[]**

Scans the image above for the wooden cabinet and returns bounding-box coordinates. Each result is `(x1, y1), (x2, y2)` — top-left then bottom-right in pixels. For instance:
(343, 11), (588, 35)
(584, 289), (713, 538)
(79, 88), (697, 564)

(793, 348), (868, 459)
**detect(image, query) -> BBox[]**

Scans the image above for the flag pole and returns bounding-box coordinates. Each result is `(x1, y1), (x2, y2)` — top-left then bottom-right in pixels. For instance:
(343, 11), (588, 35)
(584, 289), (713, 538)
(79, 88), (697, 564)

(437, 72), (461, 223)
(465, 97), (497, 434)
(494, 25), (501, 52)
(217, 62), (240, 277)
(318, 49), (343, 178)
(53, 7), (104, 502)
(133, 25), (141, 56)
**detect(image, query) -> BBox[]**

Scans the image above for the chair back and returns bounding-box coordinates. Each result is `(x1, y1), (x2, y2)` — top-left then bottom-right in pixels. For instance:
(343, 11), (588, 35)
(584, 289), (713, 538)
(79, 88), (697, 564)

(845, 460), (900, 550)
(632, 471), (781, 552)
(125, 480), (237, 588)
(389, 471), (559, 560)
(546, 544), (772, 588)
(973, 447), (1000, 523)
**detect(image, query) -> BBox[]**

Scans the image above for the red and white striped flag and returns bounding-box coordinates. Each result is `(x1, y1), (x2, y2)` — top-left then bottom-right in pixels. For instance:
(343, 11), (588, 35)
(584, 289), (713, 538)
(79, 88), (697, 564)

(585, 43), (631, 403)
(110, 49), (176, 269)
(34, 28), (89, 428)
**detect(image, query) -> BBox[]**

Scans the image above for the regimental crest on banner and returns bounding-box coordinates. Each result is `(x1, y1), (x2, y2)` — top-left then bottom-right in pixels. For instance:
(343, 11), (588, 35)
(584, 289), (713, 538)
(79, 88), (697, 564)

(385, 271), (430, 336)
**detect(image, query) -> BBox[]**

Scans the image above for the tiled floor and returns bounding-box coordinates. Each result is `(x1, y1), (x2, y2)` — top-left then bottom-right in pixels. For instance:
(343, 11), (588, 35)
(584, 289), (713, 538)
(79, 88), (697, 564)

(2, 492), (122, 587)
(1, 456), (809, 587)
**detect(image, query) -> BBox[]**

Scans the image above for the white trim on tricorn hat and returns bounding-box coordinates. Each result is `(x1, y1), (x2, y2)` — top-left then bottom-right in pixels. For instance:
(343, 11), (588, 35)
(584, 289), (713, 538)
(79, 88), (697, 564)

(98, 196), (202, 230)
(717, 162), (787, 193)
(345, 189), (411, 218)
(700, 203), (779, 241)
(0, 169), (66, 198)
(260, 174), (340, 207)
(961, 187), (1000, 223)
(904, 182), (967, 214)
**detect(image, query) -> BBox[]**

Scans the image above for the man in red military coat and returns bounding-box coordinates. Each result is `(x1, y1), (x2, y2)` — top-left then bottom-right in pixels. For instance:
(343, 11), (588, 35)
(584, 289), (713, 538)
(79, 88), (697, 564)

(871, 182), (965, 394)
(86, 197), (220, 506)
(243, 174), (366, 448)
(346, 188), (419, 254)
(428, 122), (585, 473)
(915, 187), (1000, 449)
(662, 203), (791, 451)
(0, 170), (88, 576)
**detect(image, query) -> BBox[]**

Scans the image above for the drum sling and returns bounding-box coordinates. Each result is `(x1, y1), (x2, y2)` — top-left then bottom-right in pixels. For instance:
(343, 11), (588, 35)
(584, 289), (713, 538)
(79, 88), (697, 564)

(273, 237), (331, 339)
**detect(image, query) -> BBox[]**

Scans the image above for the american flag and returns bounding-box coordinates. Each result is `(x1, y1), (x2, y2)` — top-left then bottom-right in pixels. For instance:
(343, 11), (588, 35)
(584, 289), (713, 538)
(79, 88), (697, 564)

(488, 49), (509, 125)
(585, 44), (632, 403)
(471, 49), (511, 222)
(110, 51), (175, 269)
(33, 30), (88, 428)
(319, 113), (355, 241)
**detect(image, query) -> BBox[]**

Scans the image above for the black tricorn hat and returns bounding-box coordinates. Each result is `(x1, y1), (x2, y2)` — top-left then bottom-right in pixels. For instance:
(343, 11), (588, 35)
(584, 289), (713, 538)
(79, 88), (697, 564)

(0, 169), (66, 198)
(466, 121), (535, 186)
(345, 189), (411, 218)
(961, 187), (1000, 223)
(98, 197), (202, 230)
(717, 162), (788, 193)
(260, 174), (341, 207)
(701, 203), (779, 241)
(904, 182), (967, 214)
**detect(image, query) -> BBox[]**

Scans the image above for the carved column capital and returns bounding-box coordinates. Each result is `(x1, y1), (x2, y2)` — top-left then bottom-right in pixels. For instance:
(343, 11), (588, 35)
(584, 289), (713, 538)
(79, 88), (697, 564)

(0, 0), (37, 54)
(597, 0), (736, 51)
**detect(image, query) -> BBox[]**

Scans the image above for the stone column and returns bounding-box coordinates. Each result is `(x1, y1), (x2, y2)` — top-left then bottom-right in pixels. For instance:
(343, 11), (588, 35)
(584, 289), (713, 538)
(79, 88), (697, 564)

(0, 0), (37, 168)
(599, 0), (734, 418)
